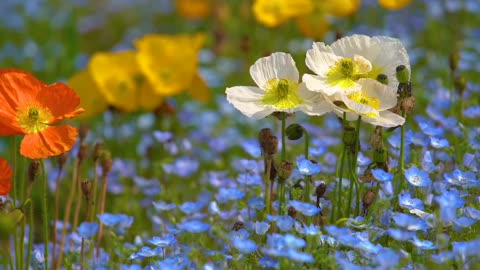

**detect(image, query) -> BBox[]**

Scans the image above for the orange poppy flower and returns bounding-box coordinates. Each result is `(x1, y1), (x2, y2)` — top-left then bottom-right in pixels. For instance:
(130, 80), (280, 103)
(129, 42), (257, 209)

(0, 69), (85, 159)
(0, 157), (13, 196)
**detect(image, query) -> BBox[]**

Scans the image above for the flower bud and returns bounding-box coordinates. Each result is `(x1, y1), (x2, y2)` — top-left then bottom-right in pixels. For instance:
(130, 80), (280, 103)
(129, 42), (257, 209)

(376, 74), (388, 85)
(454, 75), (467, 94)
(396, 65), (409, 84)
(288, 206), (297, 219)
(232, 221), (245, 231)
(77, 143), (88, 164)
(286, 124), (304, 140)
(373, 146), (388, 164)
(449, 51), (460, 72)
(289, 183), (303, 201)
(28, 160), (40, 184)
(100, 151), (113, 176)
(278, 160), (293, 181)
(57, 152), (68, 170)
(93, 142), (104, 162)
(264, 136), (279, 156)
(315, 183), (327, 198)
(81, 179), (92, 202)
(401, 96), (416, 114)
(79, 123), (89, 143)
(258, 128), (273, 154)
(362, 190), (375, 209)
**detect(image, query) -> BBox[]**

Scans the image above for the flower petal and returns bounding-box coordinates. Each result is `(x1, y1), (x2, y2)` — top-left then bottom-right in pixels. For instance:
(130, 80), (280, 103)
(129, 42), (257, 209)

(358, 78), (398, 110)
(297, 83), (332, 116)
(20, 125), (78, 159)
(226, 86), (273, 119)
(250, 52), (299, 89)
(37, 82), (84, 123)
(302, 73), (362, 96)
(0, 157), (13, 196)
(305, 42), (340, 76)
(363, 110), (405, 127)
(67, 69), (108, 119)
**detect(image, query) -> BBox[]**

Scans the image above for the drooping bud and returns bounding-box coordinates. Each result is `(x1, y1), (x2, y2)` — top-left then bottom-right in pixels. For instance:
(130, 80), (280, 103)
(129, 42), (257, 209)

(77, 143), (88, 164)
(232, 221), (245, 231)
(93, 142), (104, 162)
(264, 136), (279, 157)
(449, 51), (460, 72)
(288, 206), (297, 219)
(361, 190), (376, 216)
(79, 123), (89, 143)
(258, 128), (273, 154)
(395, 65), (409, 84)
(81, 179), (92, 202)
(376, 74), (389, 85)
(286, 124), (304, 140)
(454, 75), (467, 94)
(28, 160), (40, 184)
(57, 152), (68, 170)
(373, 146), (388, 164)
(315, 183), (327, 198)
(100, 151), (113, 176)
(278, 160), (293, 181)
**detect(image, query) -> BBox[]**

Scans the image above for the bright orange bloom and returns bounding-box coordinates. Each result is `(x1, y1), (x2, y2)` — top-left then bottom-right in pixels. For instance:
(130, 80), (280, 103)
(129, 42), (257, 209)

(0, 157), (13, 196)
(0, 69), (85, 159)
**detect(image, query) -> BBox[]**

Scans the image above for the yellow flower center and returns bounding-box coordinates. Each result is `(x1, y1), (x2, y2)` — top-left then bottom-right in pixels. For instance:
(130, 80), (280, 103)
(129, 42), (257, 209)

(326, 55), (381, 90)
(261, 78), (303, 110)
(16, 103), (53, 134)
(347, 91), (381, 118)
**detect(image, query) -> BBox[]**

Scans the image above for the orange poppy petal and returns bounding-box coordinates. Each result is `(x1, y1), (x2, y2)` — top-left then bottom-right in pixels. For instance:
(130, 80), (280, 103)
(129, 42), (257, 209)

(0, 119), (23, 136)
(0, 69), (45, 111)
(20, 125), (79, 159)
(36, 82), (84, 122)
(0, 157), (13, 196)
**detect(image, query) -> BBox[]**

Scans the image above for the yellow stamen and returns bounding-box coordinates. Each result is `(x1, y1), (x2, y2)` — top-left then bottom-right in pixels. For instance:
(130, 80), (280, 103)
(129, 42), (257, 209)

(348, 91), (381, 110)
(261, 78), (303, 110)
(16, 103), (53, 133)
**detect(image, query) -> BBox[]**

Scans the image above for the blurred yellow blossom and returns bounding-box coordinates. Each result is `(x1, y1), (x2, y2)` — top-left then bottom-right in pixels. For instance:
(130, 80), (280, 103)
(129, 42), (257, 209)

(88, 50), (164, 112)
(67, 69), (108, 119)
(378, 0), (413, 10)
(134, 33), (207, 98)
(253, 0), (313, 28)
(295, 1), (331, 40)
(326, 0), (361, 17)
(175, 0), (213, 19)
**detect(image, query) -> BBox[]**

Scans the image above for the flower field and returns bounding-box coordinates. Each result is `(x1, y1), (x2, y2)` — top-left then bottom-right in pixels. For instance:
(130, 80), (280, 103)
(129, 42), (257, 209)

(1, 0), (480, 269)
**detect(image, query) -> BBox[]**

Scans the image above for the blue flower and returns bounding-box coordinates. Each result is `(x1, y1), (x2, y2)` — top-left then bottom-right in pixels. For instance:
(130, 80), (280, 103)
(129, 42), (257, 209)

(179, 201), (204, 214)
(374, 248), (401, 268)
(463, 153), (478, 172)
(254, 221), (270, 235)
(248, 197), (265, 210)
(387, 228), (415, 241)
(391, 213), (428, 231)
(232, 238), (257, 254)
(288, 200), (321, 216)
(153, 130), (173, 143)
(163, 156), (199, 177)
(77, 222), (99, 238)
(410, 236), (436, 250)
(276, 215), (294, 232)
(258, 257), (279, 269)
(430, 137), (450, 148)
(137, 246), (162, 258)
(215, 188), (245, 203)
(398, 192), (424, 210)
(179, 220), (210, 233)
(152, 201), (176, 211)
(464, 207), (480, 220)
(453, 216), (476, 229)
(435, 190), (465, 223)
(148, 235), (176, 247)
(404, 166), (431, 187)
(296, 157), (321, 176)
(444, 169), (479, 188)
(98, 213), (134, 228)
(463, 105), (480, 118)
(371, 169), (393, 182)
(287, 249), (314, 263)
(421, 150), (437, 172)
(241, 139), (261, 158)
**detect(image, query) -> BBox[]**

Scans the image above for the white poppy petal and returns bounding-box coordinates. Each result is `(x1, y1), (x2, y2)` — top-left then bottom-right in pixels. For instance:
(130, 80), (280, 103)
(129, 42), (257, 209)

(357, 78), (398, 110)
(226, 86), (273, 119)
(302, 74), (361, 96)
(249, 52), (299, 89)
(305, 42), (340, 75)
(330, 34), (376, 58)
(296, 83), (332, 116)
(365, 110), (405, 127)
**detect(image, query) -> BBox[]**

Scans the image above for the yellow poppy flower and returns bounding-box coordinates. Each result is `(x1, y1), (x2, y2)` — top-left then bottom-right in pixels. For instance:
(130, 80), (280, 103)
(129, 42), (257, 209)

(88, 50), (164, 112)
(67, 69), (108, 119)
(252, 0), (313, 28)
(325, 0), (361, 17)
(378, 0), (413, 10)
(296, 1), (330, 40)
(134, 33), (206, 97)
(187, 74), (211, 102)
(175, 0), (212, 19)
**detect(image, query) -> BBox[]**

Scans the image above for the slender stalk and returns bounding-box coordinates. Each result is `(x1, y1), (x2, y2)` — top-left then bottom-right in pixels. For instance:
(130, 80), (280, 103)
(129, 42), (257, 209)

(336, 146), (346, 220)
(348, 154), (361, 217)
(72, 161), (85, 241)
(303, 127), (311, 221)
(90, 160), (99, 222)
(26, 199), (34, 270)
(52, 166), (64, 265)
(346, 153), (354, 217)
(11, 136), (20, 270)
(264, 158), (272, 218)
(96, 173), (109, 257)
(279, 113), (287, 215)
(81, 196), (91, 270)
(397, 110), (407, 194)
(55, 158), (80, 270)
(40, 159), (49, 270)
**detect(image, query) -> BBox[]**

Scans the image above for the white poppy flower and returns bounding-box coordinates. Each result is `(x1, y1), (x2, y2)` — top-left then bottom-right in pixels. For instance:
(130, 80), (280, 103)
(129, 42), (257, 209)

(326, 78), (405, 127)
(226, 52), (331, 119)
(303, 34), (410, 96)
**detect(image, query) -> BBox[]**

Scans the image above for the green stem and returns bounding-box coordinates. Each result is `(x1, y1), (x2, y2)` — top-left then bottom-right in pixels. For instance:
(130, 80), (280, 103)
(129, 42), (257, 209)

(349, 154), (361, 217)
(40, 159), (49, 270)
(346, 153), (354, 217)
(26, 200), (34, 270)
(303, 128), (309, 160)
(12, 136), (18, 206)
(281, 113), (286, 161)
(397, 110), (407, 195)
(336, 146), (346, 221)
(264, 158), (272, 218)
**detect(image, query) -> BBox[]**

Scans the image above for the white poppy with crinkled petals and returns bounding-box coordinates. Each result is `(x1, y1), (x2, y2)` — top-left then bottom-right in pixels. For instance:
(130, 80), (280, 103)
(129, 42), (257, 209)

(326, 78), (405, 127)
(303, 34), (410, 96)
(226, 52), (331, 119)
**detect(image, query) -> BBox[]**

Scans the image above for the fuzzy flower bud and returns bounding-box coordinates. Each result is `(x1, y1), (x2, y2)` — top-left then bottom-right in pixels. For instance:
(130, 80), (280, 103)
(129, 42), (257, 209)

(278, 160), (293, 181)
(77, 143), (88, 164)
(93, 142), (104, 162)
(376, 74), (388, 85)
(286, 124), (304, 140)
(81, 179), (92, 202)
(396, 65), (409, 84)
(100, 151), (113, 176)
(57, 152), (68, 170)
(28, 160), (40, 184)
(288, 206), (297, 219)
(264, 136), (279, 157)
(258, 128), (273, 154)
(373, 146), (388, 164)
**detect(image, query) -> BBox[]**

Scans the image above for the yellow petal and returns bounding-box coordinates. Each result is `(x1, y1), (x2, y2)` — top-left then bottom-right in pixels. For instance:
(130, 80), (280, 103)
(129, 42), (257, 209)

(175, 0), (212, 19)
(326, 0), (360, 17)
(138, 80), (165, 111)
(378, 0), (413, 10)
(187, 73), (210, 102)
(296, 13), (330, 40)
(134, 33), (205, 96)
(88, 51), (140, 112)
(253, 0), (313, 28)
(67, 69), (108, 118)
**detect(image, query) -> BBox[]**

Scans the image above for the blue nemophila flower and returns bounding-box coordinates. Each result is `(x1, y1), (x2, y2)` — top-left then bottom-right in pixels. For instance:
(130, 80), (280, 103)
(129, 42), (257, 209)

(464, 207), (480, 220)
(430, 137), (450, 148)
(232, 238), (257, 254)
(444, 169), (479, 188)
(179, 201), (204, 214)
(163, 156), (199, 177)
(296, 156), (321, 175)
(374, 248), (401, 269)
(153, 130), (173, 143)
(258, 257), (279, 269)
(148, 235), (176, 247)
(237, 173), (262, 186)
(453, 216), (476, 230)
(287, 249), (314, 263)
(435, 189), (465, 223)
(179, 220), (210, 233)
(371, 169), (393, 182)
(77, 222), (99, 238)
(398, 192), (424, 210)
(248, 197), (265, 210)
(411, 236), (436, 250)
(241, 139), (261, 158)
(416, 115), (444, 137)
(387, 228), (415, 241)
(392, 213), (428, 231)
(421, 150), (437, 172)
(152, 201), (176, 211)
(98, 213), (134, 228)
(229, 228), (250, 241)
(276, 215), (294, 232)
(235, 159), (260, 173)
(463, 105), (480, 118)
(430, 251), (455, 264)
(288, 200), (321, 216)
(404, 166), (431, 187)
(254, 221), (270, 235)
(215, 188), (245, 203)
(452, 238), (480, 258)
(138, 246), (162, 258)
(463, 153), (478, 172)
(296, 223), (320, 235)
